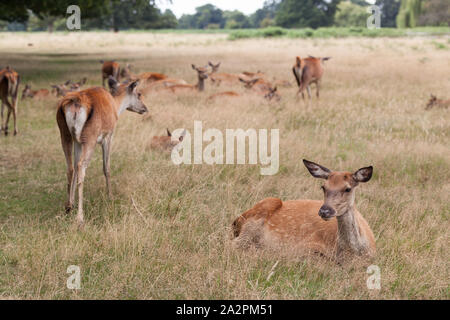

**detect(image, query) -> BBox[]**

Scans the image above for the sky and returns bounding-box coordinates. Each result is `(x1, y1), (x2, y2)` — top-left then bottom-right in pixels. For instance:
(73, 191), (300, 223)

(157, 0), (377, 18)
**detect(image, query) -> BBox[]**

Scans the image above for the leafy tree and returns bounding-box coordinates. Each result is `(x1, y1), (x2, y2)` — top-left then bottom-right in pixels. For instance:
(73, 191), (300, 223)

(335, 1), (368, 27)
(249, 0), (279, 27)
(417, 0), (449, 26)
(396, 0), (422, 27)
(223, 10), (251, 29)
(375, 0), (401, 27)
(275, 0), (341, 29)
(193, 4), (225, 29)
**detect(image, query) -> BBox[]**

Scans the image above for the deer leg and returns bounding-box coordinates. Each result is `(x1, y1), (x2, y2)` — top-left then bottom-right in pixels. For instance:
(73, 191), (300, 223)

(306, 85), (312, 99)
(316, 81), (320, 98)
(4, 106), (11, 136)
(12, 104), (17, 135)
(69, 142), (81, 212)
(0, 100), (4, 133)
(62, 138), (74, 212)
(76, 142), (95, 227)
(102, 134), (113, 198)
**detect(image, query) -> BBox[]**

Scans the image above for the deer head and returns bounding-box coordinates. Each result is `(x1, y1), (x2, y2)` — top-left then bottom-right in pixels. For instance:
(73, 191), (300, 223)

(264, 86), (281, 101)
(21, 84), (32, 99)
(208, 61), (221, 73)
(426, 94), (437, 110)
(121, 80), (148, 115)
(303, 160), (373, 221)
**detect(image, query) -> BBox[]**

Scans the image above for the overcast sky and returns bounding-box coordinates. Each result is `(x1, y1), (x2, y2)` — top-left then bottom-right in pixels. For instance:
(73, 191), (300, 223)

(157, 0), (377, 18)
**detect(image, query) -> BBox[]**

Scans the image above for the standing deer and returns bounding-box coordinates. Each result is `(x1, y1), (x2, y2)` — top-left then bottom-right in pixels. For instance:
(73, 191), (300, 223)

(100, 60), (120, 87)
(166, 65), (208, 93)
(56, 81), (148, 227)
(426, 94), (449, 110)
(0, 66), (20, 136)
(232, 160), (376, 262)
(292, 56), (331, 100)
(22, 84), (50, 99)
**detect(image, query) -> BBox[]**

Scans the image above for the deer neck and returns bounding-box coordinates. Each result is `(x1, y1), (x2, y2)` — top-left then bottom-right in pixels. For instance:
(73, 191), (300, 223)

(336, 205), (369, 258)
(112, 91), (129, 116)
(196, 76), (205, 91)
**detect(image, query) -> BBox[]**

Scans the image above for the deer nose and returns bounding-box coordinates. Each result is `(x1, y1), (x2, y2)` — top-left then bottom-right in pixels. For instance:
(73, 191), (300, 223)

(319, 205), (336, 220)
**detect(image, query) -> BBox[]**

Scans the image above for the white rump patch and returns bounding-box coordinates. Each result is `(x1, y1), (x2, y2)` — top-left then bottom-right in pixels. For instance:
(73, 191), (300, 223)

(65, 107), (87, 143)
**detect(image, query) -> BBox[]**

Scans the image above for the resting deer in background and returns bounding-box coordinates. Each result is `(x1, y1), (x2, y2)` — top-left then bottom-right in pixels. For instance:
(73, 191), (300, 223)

(232, 160), (376, 262)
(100, 60), (120, 87)
(0, 66), (20, 136)
(426, 94), (449, 110)
(149, 128), (186, 152)
(292, 56), (331, 100)
(22, 84), (50, 100)
(56, 81), (148, 227)
(207, 91), (240, 101)
(239, 77), (281, 101)
(208, 61), (243, 86)
(167, 65), (208, 93)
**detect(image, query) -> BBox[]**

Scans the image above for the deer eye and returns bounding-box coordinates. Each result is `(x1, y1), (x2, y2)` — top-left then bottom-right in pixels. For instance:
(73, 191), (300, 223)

(344, 187), (351, 192)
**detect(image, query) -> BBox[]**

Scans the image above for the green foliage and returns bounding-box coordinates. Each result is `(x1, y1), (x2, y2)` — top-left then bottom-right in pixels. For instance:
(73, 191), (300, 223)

(375, 0), (401, 27)
(397, 0), (423, 28)
(417, 0), (450, 26)
(275, 0), (340, 29)
(334, 1), (369, 27)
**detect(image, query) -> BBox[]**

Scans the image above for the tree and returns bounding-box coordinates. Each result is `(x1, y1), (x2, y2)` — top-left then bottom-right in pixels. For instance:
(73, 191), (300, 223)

(335, 1), (368, 27)
(223, 10), (251, 29)
(375, 0), (401, 27)
(417, 0), (449, 26)
(275, 0), (341, 29)
(193, 4), (225, 29)
(249, 0), (279, 27)
(396, 0), (422, 27)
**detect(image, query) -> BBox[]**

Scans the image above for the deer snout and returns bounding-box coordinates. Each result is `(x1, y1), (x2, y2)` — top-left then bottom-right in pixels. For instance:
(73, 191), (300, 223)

(318, 205), (336, 221)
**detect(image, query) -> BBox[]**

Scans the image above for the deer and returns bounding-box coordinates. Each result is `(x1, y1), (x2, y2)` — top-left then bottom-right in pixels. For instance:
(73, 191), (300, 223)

(56, 80), (148, 227)
(22, 84), (50, 100)
(207, 91), (240, 101)
(149, 128), (186, 152)
(426, 94), (449, 110)
(0, 66), (20, 136)
(166, 65), (208, 93)
(292, 56), (331, 100)
(100, 60), (120, 87)
(232, 160), (376, 263)
(208, 61), (244, 86)
(239, 77), (281, 101)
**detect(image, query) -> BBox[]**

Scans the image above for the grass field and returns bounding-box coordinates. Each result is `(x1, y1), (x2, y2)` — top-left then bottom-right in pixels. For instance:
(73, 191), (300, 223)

(0, 32), (449, 299)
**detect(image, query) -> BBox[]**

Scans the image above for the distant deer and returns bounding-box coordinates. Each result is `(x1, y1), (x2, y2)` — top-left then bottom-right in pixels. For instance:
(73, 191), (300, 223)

(0, 66), (20, 136)
(239, 77), (281, 101)
(207, 91), (240, 101)
(208, 61), (243, 86)
(232, 160), (376, 262)
(100, 60), (120, 87)
(166, 65), (208, 93)
(426, 94), (449, 110)
(292, 56), (331, 100)
(149, 128), (186, 152)
(22, 84), (50, 100)
(56, 81), (148, 227)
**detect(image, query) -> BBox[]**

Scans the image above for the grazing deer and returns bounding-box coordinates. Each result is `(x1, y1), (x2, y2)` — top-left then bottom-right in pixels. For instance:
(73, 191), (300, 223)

(100, 60), (120, 87)
(426, 94), (449, 110)
(292, 56), (331, 100)
(239, 77), (281, 101)
(166, 65), (208, 93)
(149, 128), (186, 152)
(56, 81), (148, 227)
(22, 84), (50, 100)
(207, 91), (240, 101)
(0, 66), (20, 136)
(232, 160), (376, 262)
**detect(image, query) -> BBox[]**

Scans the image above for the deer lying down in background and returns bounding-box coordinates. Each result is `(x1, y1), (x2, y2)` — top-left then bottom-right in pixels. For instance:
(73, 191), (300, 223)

(208, 62), (243, 86)
(51, 78), (87, 97)
(149, 128), (186, 152)
(56, 81), (148, 227)
(207, 91), (240, 101)
(0, 66), (20, 136)
(426, 94), (449, 110)
(239, 77), (281, 101)
(166, 65), (208, 93)
(232, 160), (376, 262)
(292, 56), (331, 100)
(22, 84), (50, 100)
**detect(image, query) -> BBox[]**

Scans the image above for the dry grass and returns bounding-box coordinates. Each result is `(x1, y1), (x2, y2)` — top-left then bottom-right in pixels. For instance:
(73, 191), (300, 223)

(0, 32), (449, 299)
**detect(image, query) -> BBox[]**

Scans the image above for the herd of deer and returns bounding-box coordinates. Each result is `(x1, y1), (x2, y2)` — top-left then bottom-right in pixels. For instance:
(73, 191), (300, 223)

(0, 57), (448, 264)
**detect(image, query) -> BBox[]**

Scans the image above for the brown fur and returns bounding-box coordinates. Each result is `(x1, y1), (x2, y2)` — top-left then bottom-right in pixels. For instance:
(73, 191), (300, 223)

(0, 66), (20, 135)
(22, 84), (50, 99)
(149, 129), (184, 152)
(292, 56), (330, 99)
(167, 65), (208, 93)
(101, 60), (120, 87)
(426, 94), (449, 110)
(207, 91), (240, 101)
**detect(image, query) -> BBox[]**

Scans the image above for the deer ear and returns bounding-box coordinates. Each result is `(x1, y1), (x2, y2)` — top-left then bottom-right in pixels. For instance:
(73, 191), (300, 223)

(127, 80), (139, 92)
(353, 166), (373, 183)
(166, 128), (171, 137)
(273, 86), (277, 92)
(192, 64), (196, 70)
(303, 159), (331, 179)
(296, 57), (301, 68)
(208, 61), (213, 67)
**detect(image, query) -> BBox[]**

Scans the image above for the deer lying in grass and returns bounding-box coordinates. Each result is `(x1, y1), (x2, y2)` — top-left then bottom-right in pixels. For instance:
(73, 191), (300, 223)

(208, 62), (244, 86)
(166, 65), (208, 93)
(51, 78), (86, 97)
(149, 128), (186, 152)
(239, 77), (281, 101)
(292, 56), (331, 100)
(22, 84), (50, 100)
(426, 94), (449, 110)
(100, 60), (120, 87)
(56, 80), (148, 227)
(232, 160), (376, 262)
(207, 91), (240, 101)
(0, 66), (20, 136)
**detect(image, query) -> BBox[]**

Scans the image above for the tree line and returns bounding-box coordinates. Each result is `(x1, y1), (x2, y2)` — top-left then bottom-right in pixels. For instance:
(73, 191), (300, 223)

(0, 0), (448, 31)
